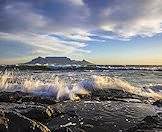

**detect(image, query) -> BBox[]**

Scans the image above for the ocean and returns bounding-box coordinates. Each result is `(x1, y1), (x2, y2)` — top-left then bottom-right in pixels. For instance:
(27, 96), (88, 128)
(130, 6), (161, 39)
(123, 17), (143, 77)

(1, 67), (162, 100)
(0, 66), (162, 131)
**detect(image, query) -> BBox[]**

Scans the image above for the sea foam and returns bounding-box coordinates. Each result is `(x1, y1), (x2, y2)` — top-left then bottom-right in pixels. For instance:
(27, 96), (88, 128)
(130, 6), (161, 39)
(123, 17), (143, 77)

(0, 70), (162, 100)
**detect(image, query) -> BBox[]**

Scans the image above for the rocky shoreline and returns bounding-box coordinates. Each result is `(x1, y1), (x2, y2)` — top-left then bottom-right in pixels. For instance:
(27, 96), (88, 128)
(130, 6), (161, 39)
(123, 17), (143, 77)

(0, 90), (162, 132)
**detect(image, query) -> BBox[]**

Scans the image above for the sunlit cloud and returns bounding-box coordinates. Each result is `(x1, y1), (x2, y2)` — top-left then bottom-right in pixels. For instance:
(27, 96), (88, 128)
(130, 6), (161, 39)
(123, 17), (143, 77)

(1, 0), (162, 64)
(1, 0), (162, 39)
(96, 0), (162, 38)
(0, 32), (90, 55)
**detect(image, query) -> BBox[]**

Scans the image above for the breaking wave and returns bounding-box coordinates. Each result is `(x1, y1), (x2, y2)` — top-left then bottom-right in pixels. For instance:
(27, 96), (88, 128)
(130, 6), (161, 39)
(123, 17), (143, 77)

(0, 71), (162, 100)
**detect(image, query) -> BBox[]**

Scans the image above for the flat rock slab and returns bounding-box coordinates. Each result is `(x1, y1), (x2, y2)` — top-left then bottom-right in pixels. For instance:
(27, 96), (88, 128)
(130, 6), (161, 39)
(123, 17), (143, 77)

(48, 100), (159, 132)
(0, 110), (50, 132)
(0, 102), (56, 123)
(0, 91), (57, 105)
(0, 91), (161, 132)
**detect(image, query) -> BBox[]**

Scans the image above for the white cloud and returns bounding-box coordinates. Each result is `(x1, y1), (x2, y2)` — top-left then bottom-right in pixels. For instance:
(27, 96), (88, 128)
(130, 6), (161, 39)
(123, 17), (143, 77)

(3, 2), (48, 32)
(66, 0), (84, 6)
(0, 32), (90, 56)
(52, 28), (106, 42)
(44, 34), (88, 48)
(99, 0), (162, 38)
(2, 0), (162, 43)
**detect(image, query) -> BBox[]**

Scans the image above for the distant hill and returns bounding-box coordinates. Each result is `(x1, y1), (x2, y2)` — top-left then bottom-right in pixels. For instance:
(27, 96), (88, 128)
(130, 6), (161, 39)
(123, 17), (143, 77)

(25, 57), (94, 66)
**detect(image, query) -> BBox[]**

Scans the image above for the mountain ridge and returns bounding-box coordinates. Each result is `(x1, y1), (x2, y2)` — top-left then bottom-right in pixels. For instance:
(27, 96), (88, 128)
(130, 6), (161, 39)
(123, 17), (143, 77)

(25, 57), (94, 66)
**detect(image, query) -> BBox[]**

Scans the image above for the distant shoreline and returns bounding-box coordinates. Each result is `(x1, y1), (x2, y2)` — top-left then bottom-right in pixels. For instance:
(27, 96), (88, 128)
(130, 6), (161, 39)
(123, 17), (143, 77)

(0, 64), (162, 71)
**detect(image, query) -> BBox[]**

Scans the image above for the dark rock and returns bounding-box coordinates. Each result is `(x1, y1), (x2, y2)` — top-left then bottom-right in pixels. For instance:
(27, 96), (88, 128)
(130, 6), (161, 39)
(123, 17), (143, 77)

(0, 91), (56, 105)
(0, 91), (26, 103)
(0, 113), (9, 132)
(0, 110), (51, 132)
(143, 115), (159, 124)
(20, 105), (54, 122)
(55, 127), (73, 132)
(126, 115), (162, 132)
(75, 93), (91, 100)
(91, 89), (148, 102)
(152, 99), (162, 107)
(0, 90), (161, 132)
(21, 95), (56, 105)
(0, 102), (58, 124)
(48, 100), (157, 132)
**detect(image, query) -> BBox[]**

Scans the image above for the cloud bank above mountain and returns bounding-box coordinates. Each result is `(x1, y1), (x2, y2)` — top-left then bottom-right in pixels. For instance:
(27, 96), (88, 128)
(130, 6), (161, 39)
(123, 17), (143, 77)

(0, 0), (162, 63)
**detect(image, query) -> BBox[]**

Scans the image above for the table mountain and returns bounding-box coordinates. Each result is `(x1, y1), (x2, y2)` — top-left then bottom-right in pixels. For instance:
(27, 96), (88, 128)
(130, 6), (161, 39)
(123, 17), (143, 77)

(25, 57), (93, 65)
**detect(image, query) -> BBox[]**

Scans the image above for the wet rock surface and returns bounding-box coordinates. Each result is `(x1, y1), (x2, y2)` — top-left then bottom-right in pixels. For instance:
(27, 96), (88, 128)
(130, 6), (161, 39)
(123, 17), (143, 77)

(0, 110), (50, 132)
(126, 113), (162, 132)
(0, 91), (162, 132)
(152, 99), (162, 107)
(0, 91), (57, 105)
(90, 89), (149, 103)
(48, 100), (160, 132)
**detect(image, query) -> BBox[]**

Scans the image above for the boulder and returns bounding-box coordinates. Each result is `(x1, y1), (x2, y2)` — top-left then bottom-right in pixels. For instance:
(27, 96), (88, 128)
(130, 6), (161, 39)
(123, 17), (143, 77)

(0, 110), (51, 132)
(126, 115), (162, 132)
(20, 106), (54, 122)
(152, 99), (162, 107)
(91, 89), (148, 102)
(0, 91), (56, 105)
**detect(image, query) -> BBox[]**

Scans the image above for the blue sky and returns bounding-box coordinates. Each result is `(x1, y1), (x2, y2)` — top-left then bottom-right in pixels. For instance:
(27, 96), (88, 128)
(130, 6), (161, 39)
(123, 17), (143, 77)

(0, 0), (162, 65)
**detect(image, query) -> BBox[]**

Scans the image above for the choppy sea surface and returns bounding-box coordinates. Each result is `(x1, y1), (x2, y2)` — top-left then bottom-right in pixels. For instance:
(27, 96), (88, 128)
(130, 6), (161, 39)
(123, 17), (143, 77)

(0, 67), (162, 131)
(0, 67), (162, 100)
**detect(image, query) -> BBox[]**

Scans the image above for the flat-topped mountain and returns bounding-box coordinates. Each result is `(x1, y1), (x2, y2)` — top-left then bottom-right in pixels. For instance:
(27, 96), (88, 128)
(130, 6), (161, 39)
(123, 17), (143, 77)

(25, 57), (93, 65)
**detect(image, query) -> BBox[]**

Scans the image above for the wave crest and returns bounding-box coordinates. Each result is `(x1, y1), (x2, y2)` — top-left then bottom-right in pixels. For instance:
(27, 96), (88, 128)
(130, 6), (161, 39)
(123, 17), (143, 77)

(0, 71), (162, 100)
